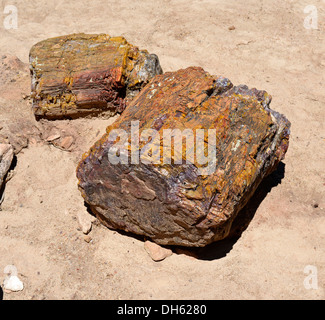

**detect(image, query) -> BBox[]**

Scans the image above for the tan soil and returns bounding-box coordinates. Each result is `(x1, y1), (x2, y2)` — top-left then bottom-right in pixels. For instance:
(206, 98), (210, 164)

(0, 0), (324, 299)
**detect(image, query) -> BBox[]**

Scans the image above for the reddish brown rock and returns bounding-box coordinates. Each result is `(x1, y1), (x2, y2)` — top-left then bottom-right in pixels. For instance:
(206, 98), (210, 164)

(29, 33), (162, 120)
(0, 55), (29, 86)
(0, 120), (42, 154)
(76, 67), (290, 247)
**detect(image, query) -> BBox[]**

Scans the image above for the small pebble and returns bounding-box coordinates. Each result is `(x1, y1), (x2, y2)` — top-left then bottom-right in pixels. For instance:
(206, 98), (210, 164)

(59, 136), (74, 150)
(3, 265), (23, 292)
(144, 240), (172, 262)
(77, 211), (92, 234)
(83, 235), (92, 243)
(3, 275), (24, 292)
(46, 134), (60, 142)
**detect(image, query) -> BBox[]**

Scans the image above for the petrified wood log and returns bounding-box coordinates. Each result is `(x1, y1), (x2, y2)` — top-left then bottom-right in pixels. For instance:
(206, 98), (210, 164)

(77, 67), (290, 247)
(29, 33), (162, 120)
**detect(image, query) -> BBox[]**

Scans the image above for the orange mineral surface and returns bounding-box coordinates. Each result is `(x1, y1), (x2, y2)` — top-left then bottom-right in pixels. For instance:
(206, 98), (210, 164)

(29, 33), (162, 120)
(77, 66), (290, 247)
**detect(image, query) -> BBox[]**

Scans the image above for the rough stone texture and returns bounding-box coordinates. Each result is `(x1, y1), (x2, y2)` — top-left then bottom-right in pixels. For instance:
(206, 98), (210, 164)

(77, 211), (93, 235)
(0, 120), (42, 154)
(29, 33), (162, 120)
(0, 55), (29, 86)
(144, 241), (173, 262)
(76, 66), (290, 247)
(0, 143), (14, 189)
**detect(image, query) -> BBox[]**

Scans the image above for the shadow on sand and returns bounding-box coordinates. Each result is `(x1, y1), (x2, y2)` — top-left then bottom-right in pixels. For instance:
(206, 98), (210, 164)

(0, 155), (17, 210)
(84, 162), (286, 261)
(173, 162), (285, 260)
(174, 162), (286, 260)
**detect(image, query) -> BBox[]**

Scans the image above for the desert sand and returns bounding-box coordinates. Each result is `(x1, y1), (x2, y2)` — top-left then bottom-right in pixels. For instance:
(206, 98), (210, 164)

(0, 0), (324, 300)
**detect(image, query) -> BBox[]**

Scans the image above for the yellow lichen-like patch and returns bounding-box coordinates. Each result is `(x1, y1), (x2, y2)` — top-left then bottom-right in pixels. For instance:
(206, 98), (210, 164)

(30, 33), (160, 119)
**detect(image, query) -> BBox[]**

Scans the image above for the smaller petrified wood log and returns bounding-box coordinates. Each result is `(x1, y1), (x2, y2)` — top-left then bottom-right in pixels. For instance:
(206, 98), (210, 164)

(77, 67), (290, 247)
(29, 33), (162, 120)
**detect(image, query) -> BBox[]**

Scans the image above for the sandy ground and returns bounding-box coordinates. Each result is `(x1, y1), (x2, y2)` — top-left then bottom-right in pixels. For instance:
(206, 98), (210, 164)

(0, 0), (324, 300)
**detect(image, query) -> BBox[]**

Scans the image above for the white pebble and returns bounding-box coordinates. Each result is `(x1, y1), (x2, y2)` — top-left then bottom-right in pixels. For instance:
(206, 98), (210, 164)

(3, 275), (24, 292)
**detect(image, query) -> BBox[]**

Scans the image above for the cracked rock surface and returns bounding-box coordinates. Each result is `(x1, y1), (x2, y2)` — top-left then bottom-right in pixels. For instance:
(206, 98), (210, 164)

(29, 33), (162, 120)
(77, 66), (291, 247)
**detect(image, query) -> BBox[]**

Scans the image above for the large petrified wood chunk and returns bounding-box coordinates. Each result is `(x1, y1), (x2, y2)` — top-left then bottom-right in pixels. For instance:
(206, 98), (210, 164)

(77, 67), (290, 247)
(29, 33), (162, 120)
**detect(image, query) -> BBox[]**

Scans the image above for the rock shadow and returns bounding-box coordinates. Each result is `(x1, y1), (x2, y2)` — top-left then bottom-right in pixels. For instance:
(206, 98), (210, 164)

(174, 161), (286, 261)
(0, 154), (17, 209)
(83, 162), (285, 261)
